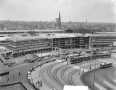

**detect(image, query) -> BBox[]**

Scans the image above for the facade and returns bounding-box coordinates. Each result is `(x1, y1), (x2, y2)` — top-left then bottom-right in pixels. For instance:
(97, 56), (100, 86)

(0, 32), (116, 59)
(91, 34), (115, 48)
(0, 33), (89, 58)
(52, 37), (89, 49)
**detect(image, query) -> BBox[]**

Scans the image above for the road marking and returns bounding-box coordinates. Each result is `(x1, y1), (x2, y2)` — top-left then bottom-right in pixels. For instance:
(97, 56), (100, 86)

(103, 80), (116, 89)
(56, 59), (63, 62)
(72, 66), (80, 69)
(94, 82), (106, 90)
(64, 86), (89, 90)
(56, 65), (69, 85)
(113, 80), (116, 83)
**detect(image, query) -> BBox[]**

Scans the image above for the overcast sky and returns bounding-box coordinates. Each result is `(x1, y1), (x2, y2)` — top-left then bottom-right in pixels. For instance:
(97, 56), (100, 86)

(0, 0), (116, 22)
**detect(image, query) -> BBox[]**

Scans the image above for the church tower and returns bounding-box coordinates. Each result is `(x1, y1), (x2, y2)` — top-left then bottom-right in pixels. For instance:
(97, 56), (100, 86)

(56, 11), (62, 29)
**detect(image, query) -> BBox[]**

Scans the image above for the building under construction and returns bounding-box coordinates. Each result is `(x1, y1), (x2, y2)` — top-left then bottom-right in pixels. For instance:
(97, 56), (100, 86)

(0, 33), (89, 58)
(0, 32), (115, 59)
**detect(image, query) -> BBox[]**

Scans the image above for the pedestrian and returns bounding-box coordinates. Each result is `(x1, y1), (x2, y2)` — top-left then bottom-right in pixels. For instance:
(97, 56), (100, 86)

(19, 72), (21, 76)
(7, 77), (9, 82)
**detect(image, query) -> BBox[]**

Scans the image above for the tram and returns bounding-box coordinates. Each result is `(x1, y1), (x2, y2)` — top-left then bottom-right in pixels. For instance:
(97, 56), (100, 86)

(67, 52), (111, 64)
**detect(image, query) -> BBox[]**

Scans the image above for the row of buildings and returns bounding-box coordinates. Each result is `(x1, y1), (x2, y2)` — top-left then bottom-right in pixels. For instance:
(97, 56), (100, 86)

(0, 32), (115, 59)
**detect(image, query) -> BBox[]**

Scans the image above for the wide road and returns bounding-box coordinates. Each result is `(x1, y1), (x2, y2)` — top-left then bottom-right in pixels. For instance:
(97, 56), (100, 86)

(81, 66), (116, 90)
(31, 61), (83, 90)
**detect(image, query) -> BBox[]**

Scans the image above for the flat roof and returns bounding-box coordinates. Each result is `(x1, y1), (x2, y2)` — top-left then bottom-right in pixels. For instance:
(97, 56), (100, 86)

(7, 33), (88, 42)
(96, 32), (116, 34)
(1, 32), (116, 42)
(91, 33), (116, 37)
(0, 29), (64, 33)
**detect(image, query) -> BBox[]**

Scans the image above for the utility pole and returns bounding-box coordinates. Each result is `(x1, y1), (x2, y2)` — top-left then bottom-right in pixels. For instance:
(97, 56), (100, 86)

(89, 32), (95, 89)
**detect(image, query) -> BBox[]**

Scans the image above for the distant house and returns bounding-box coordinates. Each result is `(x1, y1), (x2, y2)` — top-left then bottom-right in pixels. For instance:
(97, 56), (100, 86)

(65, 27), (101, 34)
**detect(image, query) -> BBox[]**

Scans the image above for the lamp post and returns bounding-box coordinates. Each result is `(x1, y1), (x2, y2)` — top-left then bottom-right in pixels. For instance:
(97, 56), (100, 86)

(89, 32), (95, 89)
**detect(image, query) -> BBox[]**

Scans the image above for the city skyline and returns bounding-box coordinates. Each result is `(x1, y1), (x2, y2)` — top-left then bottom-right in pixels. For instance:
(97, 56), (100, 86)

(0, 0), (116, 23)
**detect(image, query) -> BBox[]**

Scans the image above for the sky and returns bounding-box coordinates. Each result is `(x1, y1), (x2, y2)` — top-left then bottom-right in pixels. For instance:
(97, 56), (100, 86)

(0, 0), (116, 23)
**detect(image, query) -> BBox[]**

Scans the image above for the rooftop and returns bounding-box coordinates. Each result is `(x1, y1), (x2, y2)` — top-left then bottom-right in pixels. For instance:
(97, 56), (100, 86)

(7, 33), (88, 42)
(0, 32), (116, 42)
(0, 29), (64, 33)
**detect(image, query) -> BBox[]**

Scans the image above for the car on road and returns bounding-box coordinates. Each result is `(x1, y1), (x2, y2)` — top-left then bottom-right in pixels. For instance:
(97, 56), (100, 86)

(100, 62), (112, 69)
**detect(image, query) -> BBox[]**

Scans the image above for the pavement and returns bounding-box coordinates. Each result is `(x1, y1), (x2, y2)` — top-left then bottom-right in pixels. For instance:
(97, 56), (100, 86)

(0, 84), (26, 90)
(0, 53), (116, 90)
(0, 56), (56, 90)
(81, 66), (116, 90)
(0, 62), (40, 90)
(31, 61), (84, 90)
(30, 55), (116, 90)
(80, 55), (116, 90)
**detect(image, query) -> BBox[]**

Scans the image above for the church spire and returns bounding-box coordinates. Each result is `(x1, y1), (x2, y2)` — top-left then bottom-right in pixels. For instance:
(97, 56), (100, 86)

(56, 11), (62, 29)
(58, 11), (61, 28)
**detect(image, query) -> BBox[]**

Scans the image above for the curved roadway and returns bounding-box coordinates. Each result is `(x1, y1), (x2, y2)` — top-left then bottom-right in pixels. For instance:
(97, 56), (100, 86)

(32, 61), (83, 90)
(31, 60), (116, 90)
(1, 58), (115, 90)
(81, 67), (116, 90)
